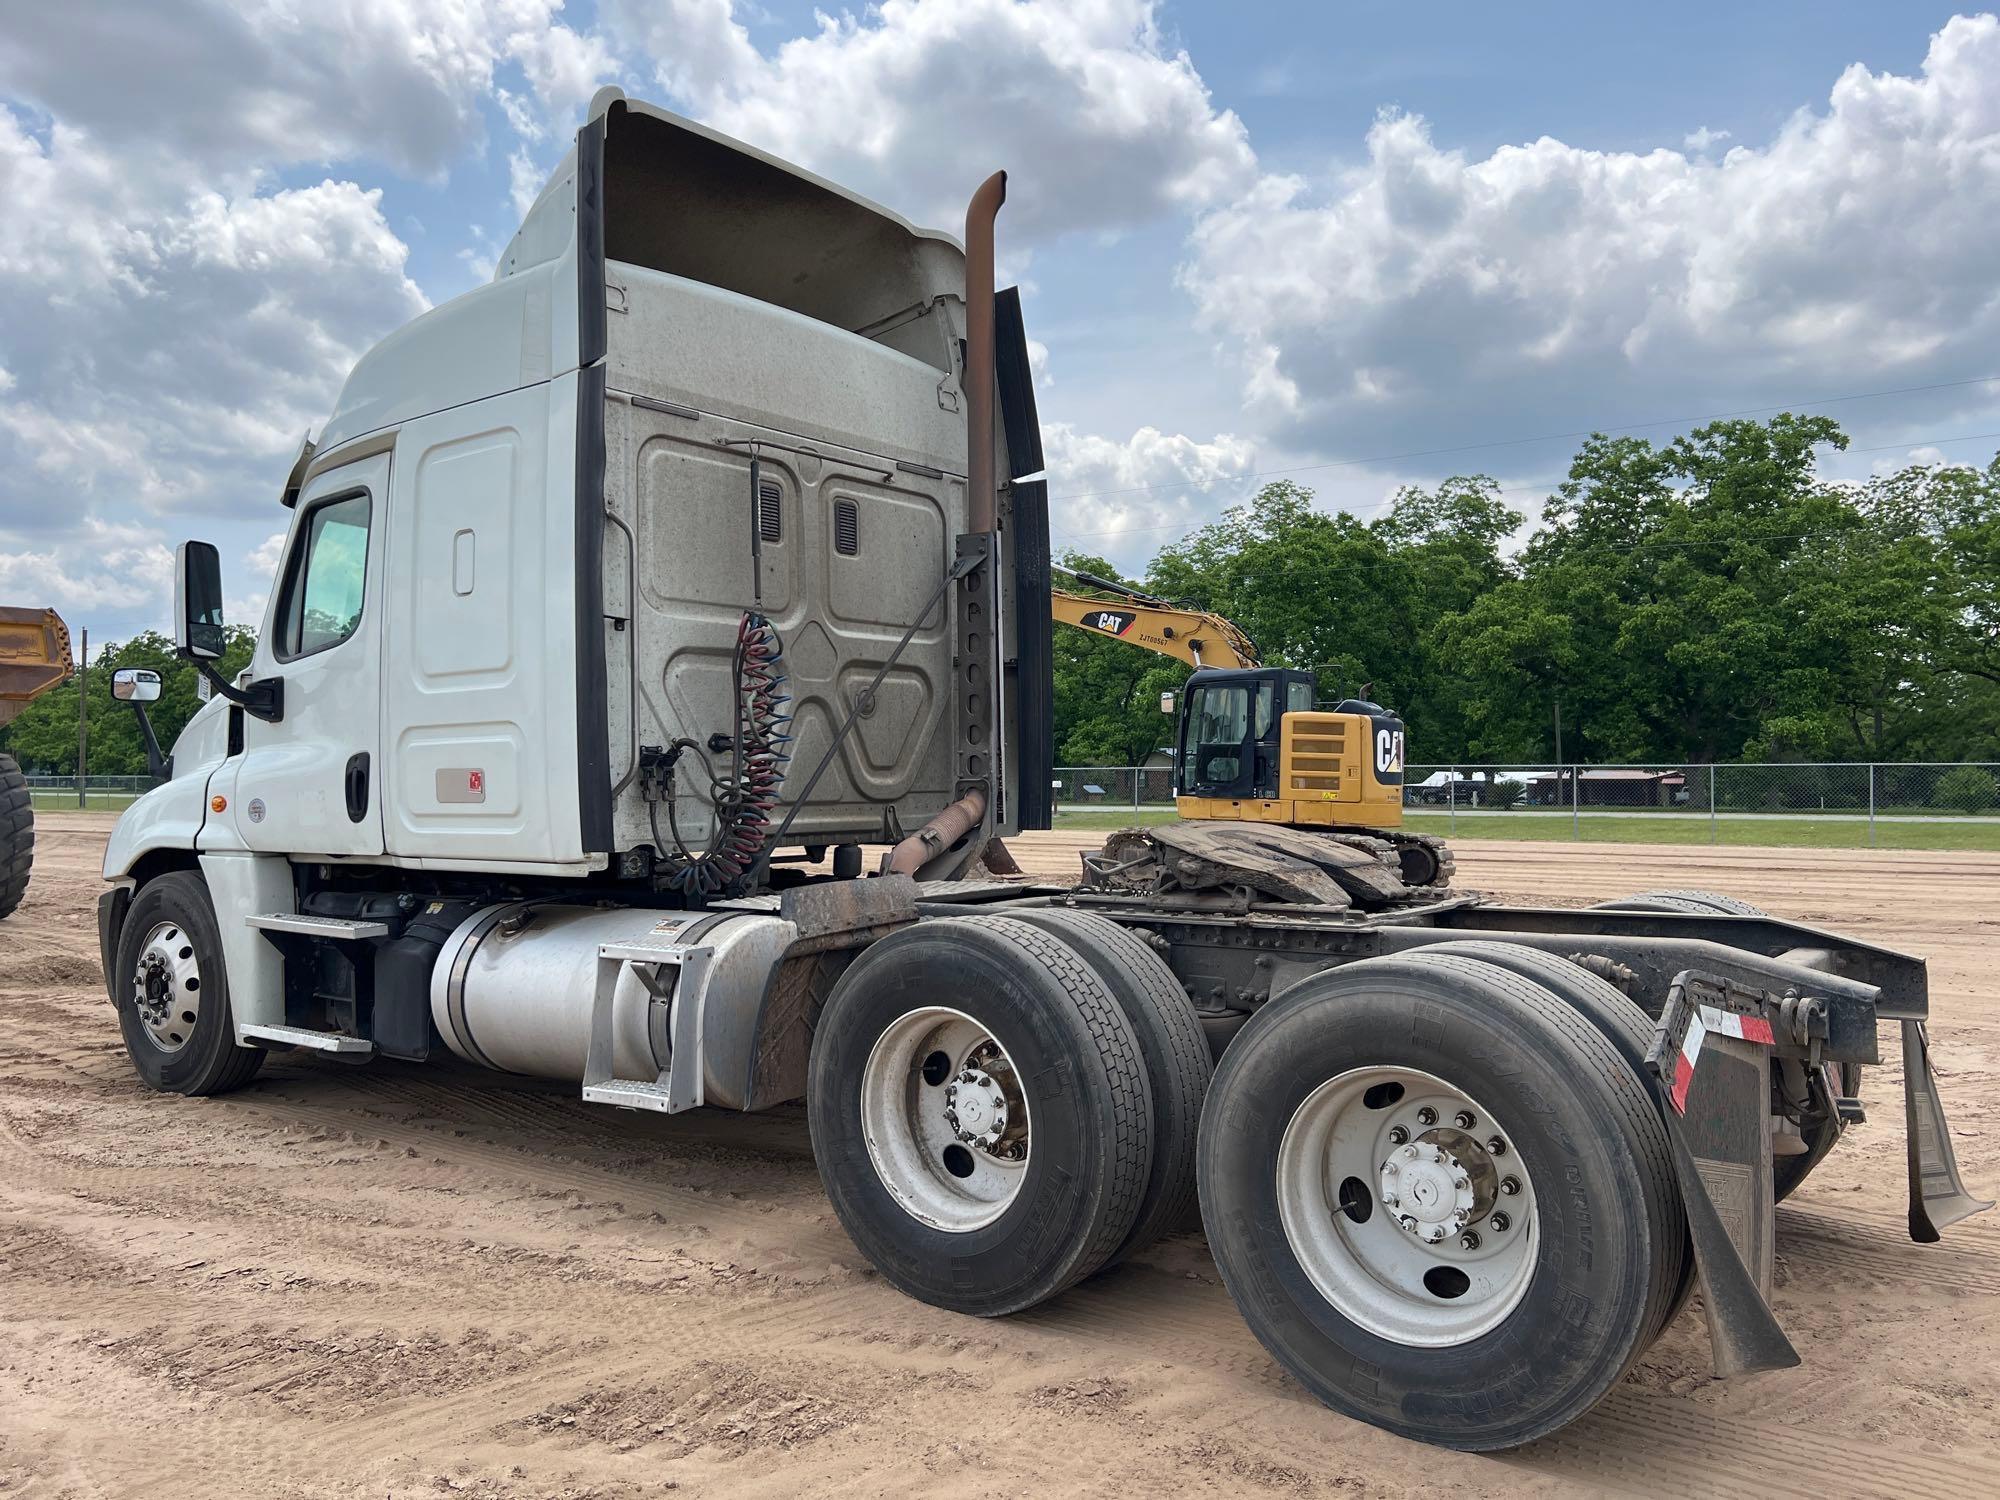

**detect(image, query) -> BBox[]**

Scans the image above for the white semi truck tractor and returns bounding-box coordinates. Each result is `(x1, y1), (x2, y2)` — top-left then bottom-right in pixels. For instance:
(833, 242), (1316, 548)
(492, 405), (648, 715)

(97, 90), (1988, 1451)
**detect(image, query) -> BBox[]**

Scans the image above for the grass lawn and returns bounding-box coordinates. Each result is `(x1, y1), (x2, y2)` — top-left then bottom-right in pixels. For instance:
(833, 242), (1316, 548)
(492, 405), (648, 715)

(1051, 806), (2000, 851)
(27, 791), (143, 812)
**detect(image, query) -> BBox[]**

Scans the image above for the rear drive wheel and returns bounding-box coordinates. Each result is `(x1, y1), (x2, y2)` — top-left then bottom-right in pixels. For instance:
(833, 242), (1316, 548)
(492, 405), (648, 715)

(0, 753), (32, 920)
(1414, 941), (1692, 1337)
(1201, 953), (1675, 1450)
(113, 870), (263, 1095)
(807, 916), (1153, 1316)
(994, 907), (1211, 1262)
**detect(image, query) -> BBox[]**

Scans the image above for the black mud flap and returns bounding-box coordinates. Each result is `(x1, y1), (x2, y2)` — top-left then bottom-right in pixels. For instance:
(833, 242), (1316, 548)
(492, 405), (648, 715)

(1648, 974), (1801, 1378)
(1903, 1019), (1994, 1242)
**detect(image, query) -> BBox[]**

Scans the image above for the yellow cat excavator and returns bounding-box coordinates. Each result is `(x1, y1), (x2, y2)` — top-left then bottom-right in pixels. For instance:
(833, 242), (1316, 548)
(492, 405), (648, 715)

(0, 607), (74, 919)
(1050, 568), (1449, 886)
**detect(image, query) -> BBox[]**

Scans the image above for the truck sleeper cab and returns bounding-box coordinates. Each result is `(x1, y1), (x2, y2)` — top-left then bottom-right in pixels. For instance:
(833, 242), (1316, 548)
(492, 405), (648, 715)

(96, 91), (1987, 1458)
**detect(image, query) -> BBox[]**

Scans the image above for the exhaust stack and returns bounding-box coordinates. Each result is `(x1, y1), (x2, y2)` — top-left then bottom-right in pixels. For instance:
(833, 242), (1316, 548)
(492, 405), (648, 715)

(963, 170), (1006, 535)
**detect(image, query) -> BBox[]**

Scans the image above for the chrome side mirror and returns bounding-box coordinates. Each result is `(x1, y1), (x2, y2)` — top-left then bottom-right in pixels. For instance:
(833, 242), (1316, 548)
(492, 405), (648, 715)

(112, 668), (162, 703)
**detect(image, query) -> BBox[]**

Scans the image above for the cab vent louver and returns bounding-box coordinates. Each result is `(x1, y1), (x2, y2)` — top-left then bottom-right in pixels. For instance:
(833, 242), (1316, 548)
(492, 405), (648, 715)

(834, 498), (859, 555)
(758, 480), (782, 543)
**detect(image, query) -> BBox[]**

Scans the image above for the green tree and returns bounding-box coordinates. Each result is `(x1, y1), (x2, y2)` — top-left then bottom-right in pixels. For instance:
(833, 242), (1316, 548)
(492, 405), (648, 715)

(0, 627), (256, 776)
(1051, 553), (1189, 766)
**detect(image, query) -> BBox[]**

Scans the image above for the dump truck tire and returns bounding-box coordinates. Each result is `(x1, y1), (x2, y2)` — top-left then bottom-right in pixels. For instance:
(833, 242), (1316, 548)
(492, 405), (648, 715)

(989, 908), (1210, 1262)
(1413, 941), (1693, 1339)
(807, 915), (1153, 1316)
(1200, 952), (1675, 1451)
(113, 870), (264, 1096)
(0, 753), (29, 920)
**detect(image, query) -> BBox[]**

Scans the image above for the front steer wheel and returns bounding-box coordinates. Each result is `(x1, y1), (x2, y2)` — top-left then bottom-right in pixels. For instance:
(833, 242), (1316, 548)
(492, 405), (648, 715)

(807, 916), (1154, 1317)
(113, 871), (263, 1096)
(1200, 952), (1677, 1451)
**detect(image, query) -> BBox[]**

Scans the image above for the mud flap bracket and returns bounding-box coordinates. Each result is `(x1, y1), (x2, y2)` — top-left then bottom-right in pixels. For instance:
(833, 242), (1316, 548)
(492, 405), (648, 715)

(1903, 1018), (1993, 1242)
(1647, 971), (1801, 1378)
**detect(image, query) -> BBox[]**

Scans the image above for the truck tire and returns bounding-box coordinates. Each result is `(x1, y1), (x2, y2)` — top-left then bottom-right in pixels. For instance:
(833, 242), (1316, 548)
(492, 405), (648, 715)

(1591, 887), (1764, 916)
(987, 907), (1210, 1263)
(0, 753), (31, 920)
(807, 915), (1153, 1316)
(113, 871), (264, 1096)
(1411, 941), (1692, 1338)
(1200, 952), (1676, 1450)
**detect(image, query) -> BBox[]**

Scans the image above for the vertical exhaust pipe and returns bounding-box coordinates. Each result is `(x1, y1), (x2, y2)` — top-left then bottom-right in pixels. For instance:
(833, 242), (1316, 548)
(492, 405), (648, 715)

(964, 170), (1007, 535)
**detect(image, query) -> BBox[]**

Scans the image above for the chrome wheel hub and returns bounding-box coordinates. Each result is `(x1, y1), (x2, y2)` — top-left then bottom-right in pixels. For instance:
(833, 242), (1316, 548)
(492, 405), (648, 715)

(131, 920), (201, 1053)
(1382, 1139), (1473, 1243)
(861, 1007), (1033, 1232)
(1275, 1066), (1539, 1346)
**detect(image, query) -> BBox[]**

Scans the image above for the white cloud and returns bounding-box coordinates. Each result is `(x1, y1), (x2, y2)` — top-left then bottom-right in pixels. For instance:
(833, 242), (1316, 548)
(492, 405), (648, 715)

(1042, 422), (1256, 560)
(602, 0), (1255, 242)
(0, 105), (426, 626)
(1181, 14), (2000, 459)
(1682, 125), (1731, 152)
(0, 517), (174, 615)
(0, 1), (609, 179)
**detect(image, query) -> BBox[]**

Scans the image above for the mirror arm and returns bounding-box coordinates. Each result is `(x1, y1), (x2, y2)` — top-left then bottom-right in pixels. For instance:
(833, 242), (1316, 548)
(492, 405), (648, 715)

(193, 659), (284, 724)
(126, 703), (172, 782)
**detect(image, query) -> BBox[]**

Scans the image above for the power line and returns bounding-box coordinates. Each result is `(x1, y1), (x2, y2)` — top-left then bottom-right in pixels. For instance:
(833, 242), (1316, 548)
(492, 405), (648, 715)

(1044, 373), (2000, 506)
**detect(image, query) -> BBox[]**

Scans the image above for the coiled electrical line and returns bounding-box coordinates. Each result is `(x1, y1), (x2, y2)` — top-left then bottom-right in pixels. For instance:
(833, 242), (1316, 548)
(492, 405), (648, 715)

(649, 612), (792, 900)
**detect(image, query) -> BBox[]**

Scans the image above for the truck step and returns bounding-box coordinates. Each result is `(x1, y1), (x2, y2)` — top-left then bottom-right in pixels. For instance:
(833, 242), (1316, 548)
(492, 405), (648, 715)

(238, 1023), (375, 1055)
(577, 935), (714, 1116)
(247, 912), (390, 939)
(581, 1079), (677, 1112)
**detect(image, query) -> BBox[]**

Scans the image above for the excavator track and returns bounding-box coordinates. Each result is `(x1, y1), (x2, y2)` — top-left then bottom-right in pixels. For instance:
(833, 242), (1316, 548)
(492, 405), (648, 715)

(1319, 827), (1454, 890)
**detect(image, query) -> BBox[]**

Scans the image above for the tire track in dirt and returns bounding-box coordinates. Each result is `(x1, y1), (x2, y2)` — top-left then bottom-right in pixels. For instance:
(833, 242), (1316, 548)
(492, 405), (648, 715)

(9, 816), (2000, 1498)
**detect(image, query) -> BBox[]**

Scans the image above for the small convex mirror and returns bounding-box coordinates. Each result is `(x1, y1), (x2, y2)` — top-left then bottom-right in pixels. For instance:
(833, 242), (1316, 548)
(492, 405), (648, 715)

(112, 668), (162, 703)
(175, 540), (226, 661)
(1159, 691), (1176, 715)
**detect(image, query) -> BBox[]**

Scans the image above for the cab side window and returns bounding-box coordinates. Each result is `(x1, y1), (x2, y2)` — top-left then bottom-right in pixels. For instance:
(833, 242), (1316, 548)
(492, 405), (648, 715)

(276, 493), (371, 660)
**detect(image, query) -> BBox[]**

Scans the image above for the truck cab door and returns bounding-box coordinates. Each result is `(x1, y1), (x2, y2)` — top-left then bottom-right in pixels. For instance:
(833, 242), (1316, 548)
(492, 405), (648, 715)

(221, 454), (388, 856)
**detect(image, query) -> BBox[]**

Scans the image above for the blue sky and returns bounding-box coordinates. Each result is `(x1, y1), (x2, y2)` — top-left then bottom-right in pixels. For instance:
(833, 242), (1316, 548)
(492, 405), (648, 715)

(3, 2), (1997, 644)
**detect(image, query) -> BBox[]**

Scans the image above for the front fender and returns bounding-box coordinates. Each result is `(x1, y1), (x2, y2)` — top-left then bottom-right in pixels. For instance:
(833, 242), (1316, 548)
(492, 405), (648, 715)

(101, 697), (231, 881)
(102, 772), (213, 881)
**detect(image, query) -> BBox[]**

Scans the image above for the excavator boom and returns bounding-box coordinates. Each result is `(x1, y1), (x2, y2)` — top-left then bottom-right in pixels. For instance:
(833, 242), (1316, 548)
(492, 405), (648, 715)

(1050, 582), (1261, 670)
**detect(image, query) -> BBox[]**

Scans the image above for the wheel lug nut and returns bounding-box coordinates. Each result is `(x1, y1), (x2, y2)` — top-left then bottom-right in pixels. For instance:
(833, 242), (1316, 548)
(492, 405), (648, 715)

(1487, 1137), (1507, 1156)
(1490, 1212), (1510, 1232)
(1387, 1125), (1409, 1145)
(1458, 1231), (1481, 1250)
(1453, 1110), (1475, 1130)
(1416, 1107), (1437, 1126)
(1500, 1176), (1521, 1196)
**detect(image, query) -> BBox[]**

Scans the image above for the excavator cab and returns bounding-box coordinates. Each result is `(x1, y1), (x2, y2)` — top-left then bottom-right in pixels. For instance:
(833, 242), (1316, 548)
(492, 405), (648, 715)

(1175, 668), (1406, 832)
(1177, 668), (1316, 800)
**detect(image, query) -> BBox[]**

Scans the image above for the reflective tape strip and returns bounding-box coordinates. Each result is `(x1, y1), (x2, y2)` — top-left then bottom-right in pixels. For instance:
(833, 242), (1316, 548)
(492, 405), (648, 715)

(1669, 1011), (1708, 1114)
(1698, 1005), (1777, 1046)
(1669, 1004), (1777, 1115)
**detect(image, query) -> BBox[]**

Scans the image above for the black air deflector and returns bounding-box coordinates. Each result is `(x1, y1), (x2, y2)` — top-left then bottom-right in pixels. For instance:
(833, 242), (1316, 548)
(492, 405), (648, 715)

(995, 287), (1045, 480)
(834, 499), (859, 556)
(1011, 478), (1053, 830)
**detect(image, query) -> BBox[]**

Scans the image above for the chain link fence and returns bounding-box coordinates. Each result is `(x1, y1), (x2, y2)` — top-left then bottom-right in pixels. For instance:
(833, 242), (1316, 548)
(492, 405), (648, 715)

(1055, 760), (2000, 843)
(23, 774), (162, 811)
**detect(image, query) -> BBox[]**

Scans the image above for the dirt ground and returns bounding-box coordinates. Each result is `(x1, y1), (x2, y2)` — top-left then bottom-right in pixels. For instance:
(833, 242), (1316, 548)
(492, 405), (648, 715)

(4, 815), (1999, 1499)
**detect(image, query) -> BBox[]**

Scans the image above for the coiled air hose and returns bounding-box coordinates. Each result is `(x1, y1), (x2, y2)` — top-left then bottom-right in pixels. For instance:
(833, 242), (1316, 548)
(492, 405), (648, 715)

(652, 612), (792, 900)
